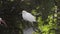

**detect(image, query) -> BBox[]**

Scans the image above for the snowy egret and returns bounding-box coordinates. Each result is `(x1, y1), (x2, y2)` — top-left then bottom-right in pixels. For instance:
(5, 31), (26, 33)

(0, 18), (7, 27)
(22, 10), (41, 32)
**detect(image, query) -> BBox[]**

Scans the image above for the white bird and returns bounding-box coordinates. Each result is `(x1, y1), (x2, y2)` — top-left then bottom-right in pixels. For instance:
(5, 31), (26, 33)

(0, 18), (7, 27)
(22, 10), (41, 33)
(22, 10), (36, 24)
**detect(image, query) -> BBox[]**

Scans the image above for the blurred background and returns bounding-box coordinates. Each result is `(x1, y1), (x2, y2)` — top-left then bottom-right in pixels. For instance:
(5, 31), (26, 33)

(0, 0), (60, 34)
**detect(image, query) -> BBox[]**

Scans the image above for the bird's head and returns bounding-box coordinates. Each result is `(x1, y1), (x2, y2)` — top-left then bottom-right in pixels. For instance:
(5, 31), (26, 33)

(22, 10), (27, 14)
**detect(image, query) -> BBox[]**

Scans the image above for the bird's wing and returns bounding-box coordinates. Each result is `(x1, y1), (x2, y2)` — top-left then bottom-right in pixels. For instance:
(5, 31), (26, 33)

(26, 13), (36, 22)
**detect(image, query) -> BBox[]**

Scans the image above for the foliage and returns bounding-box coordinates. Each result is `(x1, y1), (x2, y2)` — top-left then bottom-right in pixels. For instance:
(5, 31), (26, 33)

(32, 11), (57, 34)
(0, 0), (58, 34)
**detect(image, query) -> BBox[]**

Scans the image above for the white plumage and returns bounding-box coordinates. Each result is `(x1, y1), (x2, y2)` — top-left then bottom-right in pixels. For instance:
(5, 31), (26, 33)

(22, 10), (36, 23)
(22, 10), (41, 33)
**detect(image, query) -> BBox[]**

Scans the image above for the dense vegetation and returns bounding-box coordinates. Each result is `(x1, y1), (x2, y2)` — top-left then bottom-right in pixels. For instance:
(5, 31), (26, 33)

(0, 0), (60, 34)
